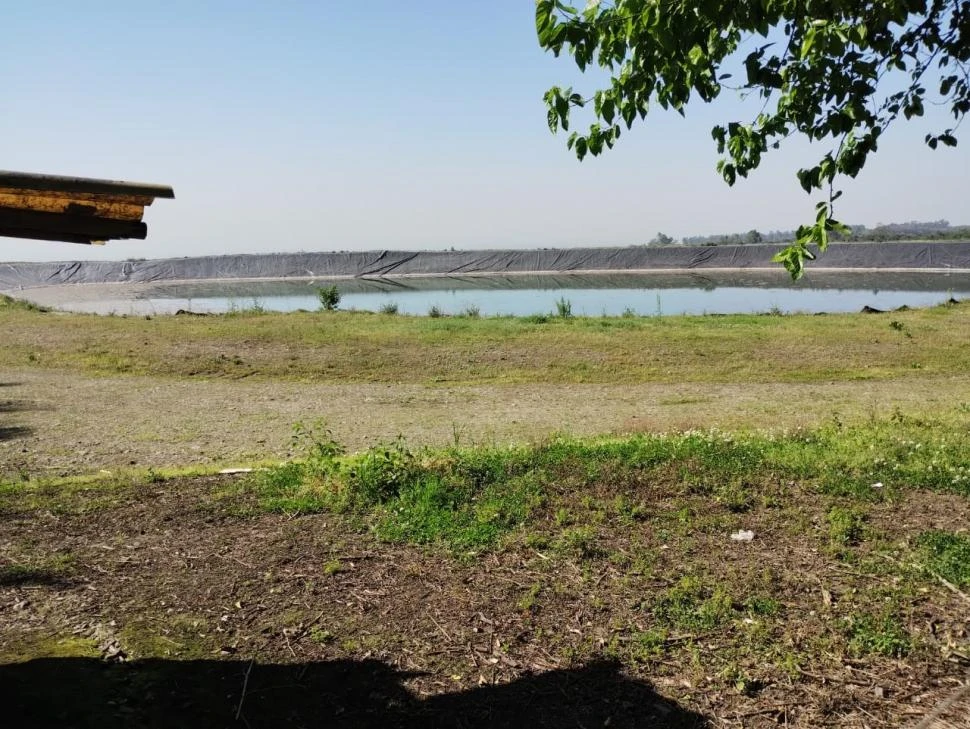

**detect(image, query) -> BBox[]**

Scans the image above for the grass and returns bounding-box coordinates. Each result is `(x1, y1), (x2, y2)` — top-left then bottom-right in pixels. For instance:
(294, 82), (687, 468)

(843, 612), (912, 658)
(3, 296), (970, 385)
(652, 575), (735, 631)
(915, 529), (970, 587)
(210, 413), (970, 556)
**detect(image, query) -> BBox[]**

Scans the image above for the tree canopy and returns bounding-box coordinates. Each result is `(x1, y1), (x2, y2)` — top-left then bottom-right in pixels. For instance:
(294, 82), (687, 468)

(537, 1), (970, 277)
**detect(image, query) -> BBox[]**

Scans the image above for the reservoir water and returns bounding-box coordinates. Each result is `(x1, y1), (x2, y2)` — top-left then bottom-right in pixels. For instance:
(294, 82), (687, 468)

(51, 271), (970, 316)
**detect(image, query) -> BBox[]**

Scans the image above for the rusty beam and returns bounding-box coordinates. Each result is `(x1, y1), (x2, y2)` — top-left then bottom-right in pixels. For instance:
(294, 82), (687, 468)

(0, 192), (145, 221)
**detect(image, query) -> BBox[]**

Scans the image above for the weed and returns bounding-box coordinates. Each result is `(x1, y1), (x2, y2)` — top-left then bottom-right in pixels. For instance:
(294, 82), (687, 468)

(826, 506), (867, 546)
(292, 421), (345, 471)
(843, 612), (911, 658)
(461, 305), (481, 318)
(554, 507), (574, 526)
(344, 438), (418, 504)
(524, 532), (550, 550)
(555, 297), (573, 318)
(517, 581), (542, 612)
(224, 298), (267, 316)
(612, 494), (648, 522)
(714, 479), (754, 512)
(555, 526), (601, 559)
(743, 595), (781, 617)
(375, 472), (543, 553)
(523, 314), (550, 324)
(309, 628), (335, 644)
(379, 301), (400, 315)
(915, 530), (970, 587)
(652, 575), (735, 631)
(317, 285), (341, 311)
(428, 305), (443, 318)
(628, 629), (667, 663)
(621, 307), (637, 318)
(323, 559), (343, 576)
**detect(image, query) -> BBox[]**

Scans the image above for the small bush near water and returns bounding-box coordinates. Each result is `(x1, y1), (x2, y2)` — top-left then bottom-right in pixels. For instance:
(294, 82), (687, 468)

(317, 285), (341, 311)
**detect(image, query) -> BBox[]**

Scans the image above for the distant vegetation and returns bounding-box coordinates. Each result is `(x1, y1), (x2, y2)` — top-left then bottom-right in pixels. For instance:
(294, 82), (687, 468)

(646, 220), (970, 247)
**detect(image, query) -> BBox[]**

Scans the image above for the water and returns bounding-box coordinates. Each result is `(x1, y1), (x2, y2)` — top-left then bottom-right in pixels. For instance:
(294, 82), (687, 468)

(58, 271), (970, 316)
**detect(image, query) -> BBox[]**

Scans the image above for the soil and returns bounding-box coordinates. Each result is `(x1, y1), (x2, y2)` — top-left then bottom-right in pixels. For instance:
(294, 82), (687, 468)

(3, 368), (968, 478)
(1, 475), (968, 727)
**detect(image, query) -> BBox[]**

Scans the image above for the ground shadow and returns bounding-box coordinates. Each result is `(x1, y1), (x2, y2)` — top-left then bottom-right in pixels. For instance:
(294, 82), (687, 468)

(0, 399), (32, 413)
(0, 425), (32, 442)
(0, 566), (72, 588)
(0, 657), (707, 728)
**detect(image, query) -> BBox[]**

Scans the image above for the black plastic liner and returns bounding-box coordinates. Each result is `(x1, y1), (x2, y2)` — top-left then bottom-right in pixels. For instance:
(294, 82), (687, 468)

(3, 242), (970, 291)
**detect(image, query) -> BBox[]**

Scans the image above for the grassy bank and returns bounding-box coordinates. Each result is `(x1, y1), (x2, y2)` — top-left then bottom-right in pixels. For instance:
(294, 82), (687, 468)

(2, 294), (968, 384)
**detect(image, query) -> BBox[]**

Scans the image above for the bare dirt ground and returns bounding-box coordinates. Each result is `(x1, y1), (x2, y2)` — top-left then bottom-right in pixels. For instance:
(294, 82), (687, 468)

(4, 367), (970, 478)
(1, 475), (968, 727)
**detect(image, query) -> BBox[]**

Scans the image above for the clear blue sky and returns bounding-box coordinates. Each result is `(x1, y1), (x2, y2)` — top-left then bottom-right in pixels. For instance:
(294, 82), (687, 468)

(2, 1), (967, 262)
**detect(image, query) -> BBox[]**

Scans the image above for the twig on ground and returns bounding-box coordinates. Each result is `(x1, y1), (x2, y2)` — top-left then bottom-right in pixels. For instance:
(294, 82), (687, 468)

(428, 613), (453, 643)
(235, 657), (255, 721)
(910, 675), (970, 729)
(932, 572), (970, 605)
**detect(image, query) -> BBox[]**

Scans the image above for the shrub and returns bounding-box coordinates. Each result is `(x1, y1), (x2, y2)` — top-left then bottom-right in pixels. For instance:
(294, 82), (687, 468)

(379, 301), (400, 315)
(317, 285), (341, 311)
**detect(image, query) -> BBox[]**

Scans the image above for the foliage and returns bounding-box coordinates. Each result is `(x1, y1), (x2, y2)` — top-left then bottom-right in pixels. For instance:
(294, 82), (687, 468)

(537, 1), (969, 278)
(843, 612), (912, 657)
(379, 301), (400, 315)
(826, 505), (867, 546)
(317, 285), (341, 311)
(652, 575), (735, 631)
(555, 296), (574, 318)
(916, 529), (970, 586)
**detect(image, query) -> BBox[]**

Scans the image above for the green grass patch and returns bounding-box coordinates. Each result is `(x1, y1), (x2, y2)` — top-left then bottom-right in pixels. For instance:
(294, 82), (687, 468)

(915, 530), (970, 587)
(236, 413), (970, 553)
(843, 612), (912, 658)
(652, 575), (735, 631)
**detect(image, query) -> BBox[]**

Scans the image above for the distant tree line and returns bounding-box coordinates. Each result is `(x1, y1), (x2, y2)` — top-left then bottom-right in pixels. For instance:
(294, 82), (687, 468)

(647, 220), (970, 247)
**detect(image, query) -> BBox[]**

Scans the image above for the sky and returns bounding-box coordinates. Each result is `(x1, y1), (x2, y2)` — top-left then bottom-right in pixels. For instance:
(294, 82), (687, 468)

(2, 1), (968, 263)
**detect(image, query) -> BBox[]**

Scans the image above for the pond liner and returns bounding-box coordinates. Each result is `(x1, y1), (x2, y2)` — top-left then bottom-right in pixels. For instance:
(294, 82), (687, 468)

(3, 241), (970, 291)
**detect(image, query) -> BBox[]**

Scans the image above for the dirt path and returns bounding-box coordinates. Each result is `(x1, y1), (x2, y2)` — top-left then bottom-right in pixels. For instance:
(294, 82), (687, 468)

(3, 368), (970, 477)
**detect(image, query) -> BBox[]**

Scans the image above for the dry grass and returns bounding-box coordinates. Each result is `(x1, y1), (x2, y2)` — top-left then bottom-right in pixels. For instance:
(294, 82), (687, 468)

(1, 298), (968, 385)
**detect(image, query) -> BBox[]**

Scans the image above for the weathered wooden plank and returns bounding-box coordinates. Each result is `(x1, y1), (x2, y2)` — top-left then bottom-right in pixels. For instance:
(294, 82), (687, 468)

(0, 207), (147, 241)
(0, 170), (174, 199)
(0, 187), (155, 206)
(0, 192), (145, 221)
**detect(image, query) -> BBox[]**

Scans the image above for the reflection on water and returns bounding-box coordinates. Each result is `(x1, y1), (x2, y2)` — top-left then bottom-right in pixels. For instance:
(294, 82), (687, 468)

(57, 271), (970, 316)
